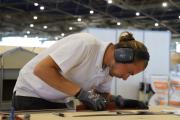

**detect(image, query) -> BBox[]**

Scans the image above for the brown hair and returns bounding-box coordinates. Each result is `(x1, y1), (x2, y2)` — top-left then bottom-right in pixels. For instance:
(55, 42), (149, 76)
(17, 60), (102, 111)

(115, 31), (150, 68)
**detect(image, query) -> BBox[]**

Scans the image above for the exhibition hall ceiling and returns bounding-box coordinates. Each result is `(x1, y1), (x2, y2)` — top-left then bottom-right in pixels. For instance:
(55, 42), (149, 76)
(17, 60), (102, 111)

(0, 0), (180, 39)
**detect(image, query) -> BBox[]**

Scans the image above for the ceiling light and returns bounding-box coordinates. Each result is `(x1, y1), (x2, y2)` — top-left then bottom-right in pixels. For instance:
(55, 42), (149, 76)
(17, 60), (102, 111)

(40, 6), (45, 10)
(178, 16), (180, 19)
(162, 2), (168, 7)
(77, 18), (82, 22)
(55, 37), (58, 40)
(69, 27), (73, 30)
(5, 14), (11, 19)
(136, 12), (140, 16)
(90, 10), (94, 14)
(27, 31), (30, 34)
(155, 23), (159, 27)
(107, 0), (113, 4)
(34, 3), (39, 6)
(30, 24), (34, 27)
(117, 22), (121, 26)
(61, 33), (65, 37)
(43, 25), (48, 29)
(33, 16), (38, 20)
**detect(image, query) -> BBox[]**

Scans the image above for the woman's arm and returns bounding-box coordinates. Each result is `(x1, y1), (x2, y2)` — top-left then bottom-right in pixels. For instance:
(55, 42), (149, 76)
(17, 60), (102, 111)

(33, 55), (81, 96)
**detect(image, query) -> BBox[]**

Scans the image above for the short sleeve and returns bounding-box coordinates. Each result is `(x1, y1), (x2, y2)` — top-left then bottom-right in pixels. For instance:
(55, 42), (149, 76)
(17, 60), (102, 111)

(49, 38), (87, 73)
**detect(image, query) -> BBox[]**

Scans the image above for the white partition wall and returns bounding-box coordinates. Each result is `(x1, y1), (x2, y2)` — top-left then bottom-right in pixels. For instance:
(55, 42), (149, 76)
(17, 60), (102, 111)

(144, 31), (170, 76)
(83, 28), (170, 99)
(143, 31), (171, 104)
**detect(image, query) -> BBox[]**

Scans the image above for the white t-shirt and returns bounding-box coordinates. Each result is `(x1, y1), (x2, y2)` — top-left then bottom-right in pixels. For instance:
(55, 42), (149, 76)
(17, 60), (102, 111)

(14, 33), (113, 103)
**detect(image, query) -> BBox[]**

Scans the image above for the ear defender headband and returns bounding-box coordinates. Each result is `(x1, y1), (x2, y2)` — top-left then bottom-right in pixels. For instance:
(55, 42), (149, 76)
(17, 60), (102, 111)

(114, 32), (149, 63)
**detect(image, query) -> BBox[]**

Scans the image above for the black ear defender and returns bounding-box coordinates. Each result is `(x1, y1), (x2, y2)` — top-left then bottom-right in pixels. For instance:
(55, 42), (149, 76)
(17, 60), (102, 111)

(114, 47), (134, 63)
(114, 47), (149, 63)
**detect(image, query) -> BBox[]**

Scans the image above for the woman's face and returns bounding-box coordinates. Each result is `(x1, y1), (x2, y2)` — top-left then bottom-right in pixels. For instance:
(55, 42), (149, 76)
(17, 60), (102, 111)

(109, 61), (145, 80)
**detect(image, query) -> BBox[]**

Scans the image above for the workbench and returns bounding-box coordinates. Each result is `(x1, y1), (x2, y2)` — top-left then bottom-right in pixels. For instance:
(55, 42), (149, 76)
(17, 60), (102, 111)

(0, 106), (180, 120)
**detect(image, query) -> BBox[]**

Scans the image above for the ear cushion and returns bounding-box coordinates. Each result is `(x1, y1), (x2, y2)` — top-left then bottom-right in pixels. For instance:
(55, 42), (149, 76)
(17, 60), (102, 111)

(114, 48), (134, 63)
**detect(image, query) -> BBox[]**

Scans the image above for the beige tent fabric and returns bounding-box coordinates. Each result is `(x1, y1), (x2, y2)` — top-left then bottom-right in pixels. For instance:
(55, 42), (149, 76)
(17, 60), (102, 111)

(0, 45), (45, 54)
(171, 52), (180, 65)
(0, 47), (38, 69)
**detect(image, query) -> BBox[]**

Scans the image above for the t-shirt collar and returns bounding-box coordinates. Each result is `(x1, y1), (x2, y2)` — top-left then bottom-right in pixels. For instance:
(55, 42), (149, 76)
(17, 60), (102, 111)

(96, 42), (112, 71)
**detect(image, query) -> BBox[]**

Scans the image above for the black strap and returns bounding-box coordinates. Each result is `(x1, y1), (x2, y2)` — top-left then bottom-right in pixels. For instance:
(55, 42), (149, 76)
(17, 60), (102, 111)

(11, 91), (16, 108)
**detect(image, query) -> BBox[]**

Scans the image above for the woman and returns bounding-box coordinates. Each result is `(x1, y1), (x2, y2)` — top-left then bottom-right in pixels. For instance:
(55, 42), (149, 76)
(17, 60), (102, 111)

(13, 31), (149, 111)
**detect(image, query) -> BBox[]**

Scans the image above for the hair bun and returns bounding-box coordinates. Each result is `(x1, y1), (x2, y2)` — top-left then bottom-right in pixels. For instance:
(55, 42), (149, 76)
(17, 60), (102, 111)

(119, 31), (135, 42)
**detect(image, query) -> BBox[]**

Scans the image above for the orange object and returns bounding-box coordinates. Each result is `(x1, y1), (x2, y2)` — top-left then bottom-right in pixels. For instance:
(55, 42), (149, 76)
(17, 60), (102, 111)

(76, 102), (117, 111)
(169, 101), (180, 107)
(15, 116), (23, 120)
(154, 81), (168, 90)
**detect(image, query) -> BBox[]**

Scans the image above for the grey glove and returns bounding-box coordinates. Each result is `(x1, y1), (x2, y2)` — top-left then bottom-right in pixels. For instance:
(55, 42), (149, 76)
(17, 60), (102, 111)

(75, 89), (107, 111)
(112, 95), (149, 109)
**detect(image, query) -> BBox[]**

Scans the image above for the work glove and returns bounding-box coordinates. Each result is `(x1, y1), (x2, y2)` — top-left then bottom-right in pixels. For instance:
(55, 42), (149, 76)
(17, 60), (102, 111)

(75, 89), (107, 111)
(112, 95), (149, 109)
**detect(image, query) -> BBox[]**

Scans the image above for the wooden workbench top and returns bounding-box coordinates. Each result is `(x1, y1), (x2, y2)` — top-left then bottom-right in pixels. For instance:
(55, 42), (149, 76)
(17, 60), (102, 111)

(1, 106), (180, 120)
